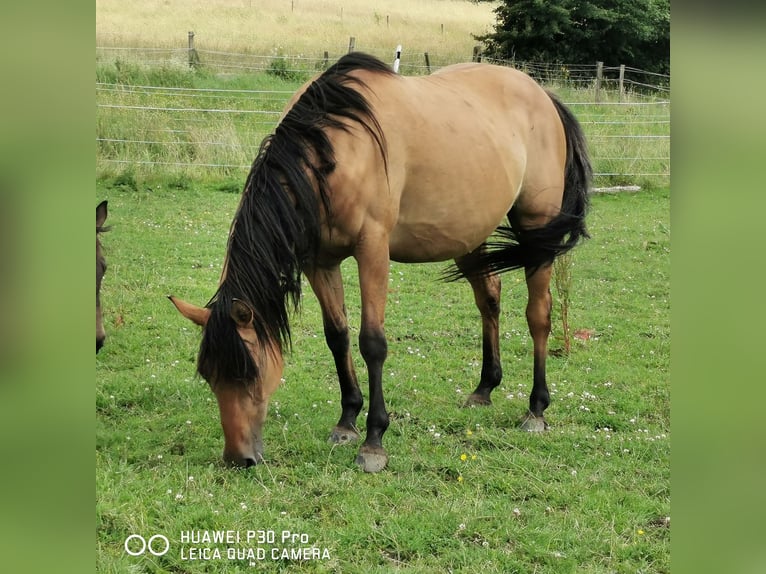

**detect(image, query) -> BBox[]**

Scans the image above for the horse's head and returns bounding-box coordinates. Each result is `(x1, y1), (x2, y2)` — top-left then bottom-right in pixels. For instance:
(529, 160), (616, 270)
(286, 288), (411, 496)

(169, 295), (284, 468)
(96, 201), (108, 353)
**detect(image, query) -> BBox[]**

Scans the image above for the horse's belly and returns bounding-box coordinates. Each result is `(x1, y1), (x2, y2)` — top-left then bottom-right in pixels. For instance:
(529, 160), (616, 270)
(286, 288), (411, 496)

(388, 175), (515, 262)
(388, 217), (499, 263)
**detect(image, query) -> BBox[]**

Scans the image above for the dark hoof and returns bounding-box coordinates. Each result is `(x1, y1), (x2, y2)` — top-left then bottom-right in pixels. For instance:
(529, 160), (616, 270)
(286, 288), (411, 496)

(520, 412), (549, 432)
(463, 393), (492, 407)
(329, 426), (360, 445)
(355, 445), (388, 473)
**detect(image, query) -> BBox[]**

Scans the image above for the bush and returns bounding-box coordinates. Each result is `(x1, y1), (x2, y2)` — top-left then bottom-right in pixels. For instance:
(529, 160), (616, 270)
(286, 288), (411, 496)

(112, 169), (138, 192)
(267, 57), (306, 81)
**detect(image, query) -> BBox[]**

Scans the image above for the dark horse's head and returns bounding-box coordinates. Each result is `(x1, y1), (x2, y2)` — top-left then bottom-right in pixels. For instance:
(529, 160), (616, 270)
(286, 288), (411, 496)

(169, 52), (390, 468)
(96, 201), (109, 353)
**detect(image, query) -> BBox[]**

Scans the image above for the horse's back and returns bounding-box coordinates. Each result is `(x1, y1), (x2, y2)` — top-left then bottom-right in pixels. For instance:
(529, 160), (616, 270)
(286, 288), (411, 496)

(346, 63), (567, 262)
(400, 62), (566, 186)
(303, 60), (568, 263)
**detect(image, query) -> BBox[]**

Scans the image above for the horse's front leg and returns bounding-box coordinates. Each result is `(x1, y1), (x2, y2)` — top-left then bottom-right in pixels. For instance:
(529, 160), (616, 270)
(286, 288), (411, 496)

(305, 265), (363, 445)
(354, 236), (391, 472)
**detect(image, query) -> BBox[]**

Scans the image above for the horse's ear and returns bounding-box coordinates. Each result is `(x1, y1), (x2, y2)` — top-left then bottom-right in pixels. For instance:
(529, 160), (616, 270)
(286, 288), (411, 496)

(97, 200), (108, 228)
(230, 298), (254, 328)
(168, 295), (210, 327)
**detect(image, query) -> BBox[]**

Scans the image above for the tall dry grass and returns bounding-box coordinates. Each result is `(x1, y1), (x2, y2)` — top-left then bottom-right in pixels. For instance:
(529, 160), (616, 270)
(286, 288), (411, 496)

(96, 0), (498, 60)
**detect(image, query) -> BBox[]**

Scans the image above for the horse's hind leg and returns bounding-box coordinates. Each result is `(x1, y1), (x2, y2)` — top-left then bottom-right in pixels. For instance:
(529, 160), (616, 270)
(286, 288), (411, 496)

(454, 252), (503, 407)
(305, 265), (363, 444)
(521, 263), (553, 432)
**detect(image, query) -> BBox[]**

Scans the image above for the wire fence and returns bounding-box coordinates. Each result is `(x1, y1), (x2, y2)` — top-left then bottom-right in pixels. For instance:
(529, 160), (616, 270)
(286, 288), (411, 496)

(96, 44), (670, 187)
(96, 42), (670, 89)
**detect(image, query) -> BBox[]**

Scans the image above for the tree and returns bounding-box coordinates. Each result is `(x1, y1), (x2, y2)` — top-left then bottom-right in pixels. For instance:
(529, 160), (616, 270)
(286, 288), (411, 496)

(475, 0), (669, 74)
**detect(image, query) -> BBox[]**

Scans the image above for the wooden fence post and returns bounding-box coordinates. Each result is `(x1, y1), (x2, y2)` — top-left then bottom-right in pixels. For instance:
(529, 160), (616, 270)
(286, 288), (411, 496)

(595, 61), (603, 102)
(618, 64), (625, 101)
(393, 45), (402, 73)
(472, 45), (482, 62)
(348, 36), (355, 53)
(424, 52), (431, 74)
(188, 31), (200, 69)
(323, 51), (329, 69)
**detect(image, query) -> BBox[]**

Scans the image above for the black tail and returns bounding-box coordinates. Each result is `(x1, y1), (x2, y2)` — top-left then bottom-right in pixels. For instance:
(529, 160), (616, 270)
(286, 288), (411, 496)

(445, 91), (591, 281)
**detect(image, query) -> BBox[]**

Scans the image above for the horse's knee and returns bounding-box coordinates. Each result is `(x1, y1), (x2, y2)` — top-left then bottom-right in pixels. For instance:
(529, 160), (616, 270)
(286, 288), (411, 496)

(324, 323), (350, 356)
(359, 329), (387, 364)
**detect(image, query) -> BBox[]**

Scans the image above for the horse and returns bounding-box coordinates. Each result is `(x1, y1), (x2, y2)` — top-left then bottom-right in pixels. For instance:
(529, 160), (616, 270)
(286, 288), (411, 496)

(97, 200), (109, 353)
(170, 52), (591, 472)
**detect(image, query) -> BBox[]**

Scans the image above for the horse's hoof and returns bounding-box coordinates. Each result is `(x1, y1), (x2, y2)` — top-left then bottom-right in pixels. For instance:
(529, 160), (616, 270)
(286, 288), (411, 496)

(329, 426), (360, 445)
(520, 412), (549, 432)
(355, 445), (388, 473)
(463, 393), (492, 407)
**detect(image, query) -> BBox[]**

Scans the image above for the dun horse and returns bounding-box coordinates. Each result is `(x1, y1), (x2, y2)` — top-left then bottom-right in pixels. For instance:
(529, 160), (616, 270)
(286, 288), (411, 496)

(171, 53), (591, 472)
(97, 200), (109, 353)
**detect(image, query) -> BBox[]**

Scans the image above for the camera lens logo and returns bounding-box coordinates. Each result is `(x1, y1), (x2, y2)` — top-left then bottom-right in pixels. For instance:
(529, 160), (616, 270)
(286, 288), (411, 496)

(124, 534), (170, 556)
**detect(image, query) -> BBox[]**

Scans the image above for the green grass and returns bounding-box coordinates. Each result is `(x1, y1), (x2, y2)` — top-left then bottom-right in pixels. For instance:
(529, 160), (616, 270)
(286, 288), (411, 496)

(96, 178), (669, 573)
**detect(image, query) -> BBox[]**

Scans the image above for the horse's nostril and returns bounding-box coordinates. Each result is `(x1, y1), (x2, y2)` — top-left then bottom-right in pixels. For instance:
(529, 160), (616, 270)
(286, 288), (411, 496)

(224, 453), (259, 468)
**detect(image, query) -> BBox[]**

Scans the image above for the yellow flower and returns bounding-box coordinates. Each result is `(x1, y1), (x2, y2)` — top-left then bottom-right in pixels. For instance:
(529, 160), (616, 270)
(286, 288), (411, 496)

(460, 453), (467, 461)
(471, 454), (477, 460)
(466, 430), (473, 436)
(457, 475), (463, 483)
(637, 529), (645, 535)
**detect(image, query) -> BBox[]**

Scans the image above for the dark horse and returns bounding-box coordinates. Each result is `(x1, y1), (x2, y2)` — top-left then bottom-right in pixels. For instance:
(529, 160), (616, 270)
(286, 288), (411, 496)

(170, 53), (591, 472)
(97, 200), (108, 353)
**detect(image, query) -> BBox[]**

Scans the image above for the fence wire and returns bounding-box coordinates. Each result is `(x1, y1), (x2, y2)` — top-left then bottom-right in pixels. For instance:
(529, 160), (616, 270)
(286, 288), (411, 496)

(96, 47), (669, 187)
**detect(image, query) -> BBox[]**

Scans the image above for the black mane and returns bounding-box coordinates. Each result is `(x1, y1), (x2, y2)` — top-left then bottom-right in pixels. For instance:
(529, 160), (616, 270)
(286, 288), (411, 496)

(198, 52), (394, 384)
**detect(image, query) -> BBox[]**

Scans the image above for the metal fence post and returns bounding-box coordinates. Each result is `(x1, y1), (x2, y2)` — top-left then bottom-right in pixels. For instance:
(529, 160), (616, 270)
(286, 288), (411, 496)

(596, 61), (603, 102)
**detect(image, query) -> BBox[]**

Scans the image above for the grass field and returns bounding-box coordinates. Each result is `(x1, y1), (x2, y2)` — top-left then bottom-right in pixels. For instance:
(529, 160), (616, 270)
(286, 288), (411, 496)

(96, 0), (669, 190)
(96, 0), (498, 61)
(95, 62), (670, 189)
(96, 2), (669, 571)
(96, 178), (669, 573)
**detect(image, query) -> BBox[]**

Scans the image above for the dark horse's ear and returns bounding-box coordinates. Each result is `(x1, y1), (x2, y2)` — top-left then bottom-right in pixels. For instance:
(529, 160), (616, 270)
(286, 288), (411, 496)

(168, 295), (210, 327)
(97, 200), (108, 228)
(230, 298), (255, 328)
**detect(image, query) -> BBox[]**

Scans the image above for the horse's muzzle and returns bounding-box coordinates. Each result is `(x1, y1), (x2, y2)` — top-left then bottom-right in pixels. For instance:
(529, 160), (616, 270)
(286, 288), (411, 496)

(223, 451), (262, 469)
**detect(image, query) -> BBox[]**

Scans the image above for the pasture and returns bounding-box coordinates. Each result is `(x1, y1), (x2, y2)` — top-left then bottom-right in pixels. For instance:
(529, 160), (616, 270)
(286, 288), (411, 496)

(97, 1), (669, 571)
(96, 62), (669, 190)
(96, 0), (498, 61)
(95, 179), (669, 572)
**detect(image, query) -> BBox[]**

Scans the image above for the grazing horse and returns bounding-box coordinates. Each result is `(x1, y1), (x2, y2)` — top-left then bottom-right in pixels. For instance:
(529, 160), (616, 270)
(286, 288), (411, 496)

(171, 53), (591, 472)
(97, 200), (109, 353)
